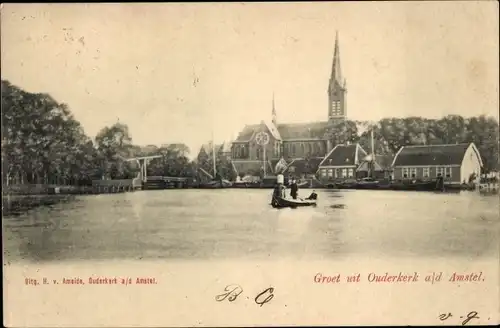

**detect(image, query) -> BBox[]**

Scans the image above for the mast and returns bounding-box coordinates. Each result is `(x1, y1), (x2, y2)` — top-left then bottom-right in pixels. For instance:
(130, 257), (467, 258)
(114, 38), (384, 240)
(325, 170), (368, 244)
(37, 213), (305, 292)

(371, 128), (375, 158)
(370, 128), (375, 178)
(212, 131), (216, 179)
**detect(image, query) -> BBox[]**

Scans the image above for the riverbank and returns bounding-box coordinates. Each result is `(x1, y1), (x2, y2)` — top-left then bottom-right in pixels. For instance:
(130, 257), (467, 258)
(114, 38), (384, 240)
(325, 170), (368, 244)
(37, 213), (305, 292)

(2, 184), (95, 196)
(2, 194), (76, 217)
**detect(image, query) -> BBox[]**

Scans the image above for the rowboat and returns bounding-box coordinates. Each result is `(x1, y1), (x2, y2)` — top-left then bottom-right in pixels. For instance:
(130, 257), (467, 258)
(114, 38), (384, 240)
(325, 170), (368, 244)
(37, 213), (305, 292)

(270, 195), (317, 209)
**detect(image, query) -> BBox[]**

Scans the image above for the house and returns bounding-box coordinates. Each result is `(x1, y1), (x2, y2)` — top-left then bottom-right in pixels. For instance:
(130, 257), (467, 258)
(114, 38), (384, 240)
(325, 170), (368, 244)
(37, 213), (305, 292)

(196, 140), (233, 163)
(391, 143), (483, 185)
(316, 143), (368, 181)
(196, 140), (237, 180)
(219, 141), (233, 160)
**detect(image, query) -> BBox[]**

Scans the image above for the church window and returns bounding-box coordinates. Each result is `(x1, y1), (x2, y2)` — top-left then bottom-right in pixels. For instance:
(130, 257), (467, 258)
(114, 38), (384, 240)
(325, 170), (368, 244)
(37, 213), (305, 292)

(331, 100), (341, 116)
(274, 141), (280, 157)
(291, 144), (296, 156)
(300, 144), (305, 156)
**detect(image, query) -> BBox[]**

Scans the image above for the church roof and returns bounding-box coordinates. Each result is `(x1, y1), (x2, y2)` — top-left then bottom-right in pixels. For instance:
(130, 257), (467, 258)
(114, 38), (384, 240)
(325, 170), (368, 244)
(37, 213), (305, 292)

(392, 143), (481, 167)
(262, 120), (282, 140)
(234, 121), (329, 142)
(330, 31), (343, 86)
(277, 121), (329, 140)
(234, 124), (260, 142)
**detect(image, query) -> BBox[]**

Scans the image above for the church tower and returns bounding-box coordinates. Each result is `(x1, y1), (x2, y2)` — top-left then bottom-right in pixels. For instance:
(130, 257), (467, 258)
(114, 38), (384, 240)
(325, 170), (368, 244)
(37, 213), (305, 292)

(328, 31), (347, 122)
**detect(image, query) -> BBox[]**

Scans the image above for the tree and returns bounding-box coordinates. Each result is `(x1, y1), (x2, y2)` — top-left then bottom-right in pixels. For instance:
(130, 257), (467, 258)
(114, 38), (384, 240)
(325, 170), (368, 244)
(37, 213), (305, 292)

(1, 80), (100, 185)
(95, 122), (134, 179)
(324, 120), (359, 148)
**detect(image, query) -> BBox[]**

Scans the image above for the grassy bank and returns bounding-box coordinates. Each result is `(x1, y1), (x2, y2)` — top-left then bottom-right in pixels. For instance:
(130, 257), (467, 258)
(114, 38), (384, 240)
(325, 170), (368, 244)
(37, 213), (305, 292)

(2, 184), (95, 196)
(2, 184), (83, 217)
(2, 193), (76, 217)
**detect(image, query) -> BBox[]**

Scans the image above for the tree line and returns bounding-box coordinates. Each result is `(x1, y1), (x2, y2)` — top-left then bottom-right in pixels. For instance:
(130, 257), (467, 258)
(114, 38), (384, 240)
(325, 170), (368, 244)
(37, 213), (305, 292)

(1, 80), (199, 186)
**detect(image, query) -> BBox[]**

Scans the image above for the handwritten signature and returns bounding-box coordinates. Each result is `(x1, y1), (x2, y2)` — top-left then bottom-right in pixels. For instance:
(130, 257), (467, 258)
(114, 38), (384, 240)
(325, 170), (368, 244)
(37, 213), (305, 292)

(215, 284), (274, 307)
(439, 311), (480, 326)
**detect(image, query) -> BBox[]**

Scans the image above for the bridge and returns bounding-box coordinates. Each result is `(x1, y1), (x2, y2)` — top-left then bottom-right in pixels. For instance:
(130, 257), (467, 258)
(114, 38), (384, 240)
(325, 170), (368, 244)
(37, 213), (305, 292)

(91, 155), (191, 192)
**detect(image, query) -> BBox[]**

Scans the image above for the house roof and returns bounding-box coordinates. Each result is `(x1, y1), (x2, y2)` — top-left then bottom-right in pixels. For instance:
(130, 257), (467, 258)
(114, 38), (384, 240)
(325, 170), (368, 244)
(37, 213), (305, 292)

(286, 157), (324, 175)
(200, 143), (222, 156)
(277, 121), (329, 140)
(319, 144), (368, 167)
(220, 140), (233, 153)
(392, 143), (479, 167)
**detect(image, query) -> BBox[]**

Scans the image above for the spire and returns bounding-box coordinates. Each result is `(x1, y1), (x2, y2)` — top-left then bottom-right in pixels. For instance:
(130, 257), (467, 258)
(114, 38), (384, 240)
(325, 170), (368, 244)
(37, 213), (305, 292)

(330, 31), (342, 87)
(271, 92), (277, 126)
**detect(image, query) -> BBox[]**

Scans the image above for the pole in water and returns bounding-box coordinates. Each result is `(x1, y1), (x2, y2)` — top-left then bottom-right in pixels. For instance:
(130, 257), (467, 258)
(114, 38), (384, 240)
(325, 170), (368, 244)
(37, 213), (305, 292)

(263, 145), (266, 177)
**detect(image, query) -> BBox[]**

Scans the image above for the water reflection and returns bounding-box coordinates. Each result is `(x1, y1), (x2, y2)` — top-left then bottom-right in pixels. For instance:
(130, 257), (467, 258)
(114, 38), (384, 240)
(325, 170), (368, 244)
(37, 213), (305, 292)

(3, 189), (499, 262)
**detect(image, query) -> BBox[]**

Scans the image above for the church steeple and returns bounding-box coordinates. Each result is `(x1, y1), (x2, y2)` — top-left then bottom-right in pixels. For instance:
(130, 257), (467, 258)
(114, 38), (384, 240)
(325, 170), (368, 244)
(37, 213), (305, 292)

(330, 31), (342, 86)
(328, 31), (347, 122)
(271, 92), (277, 126)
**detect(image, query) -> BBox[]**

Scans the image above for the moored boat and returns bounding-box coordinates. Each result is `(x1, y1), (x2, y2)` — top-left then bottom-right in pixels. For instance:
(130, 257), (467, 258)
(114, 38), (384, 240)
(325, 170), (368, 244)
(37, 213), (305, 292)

(353, 178), (391, 190)
(389, 177), (445, 191)
(199, 179), (233, 189)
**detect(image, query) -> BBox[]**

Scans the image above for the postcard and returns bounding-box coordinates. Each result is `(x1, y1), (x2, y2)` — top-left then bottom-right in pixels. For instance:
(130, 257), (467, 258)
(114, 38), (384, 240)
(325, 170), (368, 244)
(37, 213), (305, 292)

(2, 2), (499, 327)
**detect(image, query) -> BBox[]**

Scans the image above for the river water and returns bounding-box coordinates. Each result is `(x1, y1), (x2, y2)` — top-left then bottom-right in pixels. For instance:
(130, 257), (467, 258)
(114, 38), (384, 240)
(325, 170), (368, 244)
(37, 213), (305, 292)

(3, 189), (499, 263)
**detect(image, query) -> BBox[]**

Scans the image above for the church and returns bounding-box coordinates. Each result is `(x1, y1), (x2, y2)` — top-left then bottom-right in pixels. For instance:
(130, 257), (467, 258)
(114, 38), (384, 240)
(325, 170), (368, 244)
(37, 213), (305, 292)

(229, 32), (349, 178)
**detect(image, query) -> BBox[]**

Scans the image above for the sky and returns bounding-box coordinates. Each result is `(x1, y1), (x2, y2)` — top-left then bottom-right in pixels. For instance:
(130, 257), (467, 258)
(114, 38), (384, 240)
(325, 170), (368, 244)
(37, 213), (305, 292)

(2, 2), (498, 157)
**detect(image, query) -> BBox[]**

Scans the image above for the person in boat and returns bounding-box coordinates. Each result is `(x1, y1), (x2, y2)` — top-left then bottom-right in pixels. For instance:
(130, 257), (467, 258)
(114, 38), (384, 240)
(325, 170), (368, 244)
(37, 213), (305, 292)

(273, 183), (281, 198)
(306, 190), (318, 200)
(290, 179), (298, 200)
(271, 183), (280, 207)
(280, 184), (287, 198)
